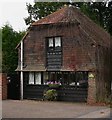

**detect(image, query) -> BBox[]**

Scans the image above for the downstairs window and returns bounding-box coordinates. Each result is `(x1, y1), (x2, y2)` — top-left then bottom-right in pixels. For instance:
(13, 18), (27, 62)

(28, 72), (41, 85)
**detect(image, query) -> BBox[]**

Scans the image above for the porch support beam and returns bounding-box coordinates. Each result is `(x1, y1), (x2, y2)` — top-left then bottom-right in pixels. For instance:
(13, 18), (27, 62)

(20, 40), (23, 100)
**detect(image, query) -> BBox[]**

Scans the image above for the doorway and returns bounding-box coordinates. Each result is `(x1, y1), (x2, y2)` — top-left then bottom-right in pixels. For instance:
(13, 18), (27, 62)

(7, 73), (20, 100)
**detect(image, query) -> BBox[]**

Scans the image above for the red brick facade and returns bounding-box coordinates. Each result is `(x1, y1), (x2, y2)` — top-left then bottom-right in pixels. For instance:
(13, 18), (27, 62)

(87, 72), (96, 104)
(16, 6), (111, 102)
(0, 73), (7, 100)
(16, 24), (95, 72)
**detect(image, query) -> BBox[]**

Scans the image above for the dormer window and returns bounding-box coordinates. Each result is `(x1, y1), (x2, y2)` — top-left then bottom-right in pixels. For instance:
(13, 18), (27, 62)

(47, 37), (62, 52)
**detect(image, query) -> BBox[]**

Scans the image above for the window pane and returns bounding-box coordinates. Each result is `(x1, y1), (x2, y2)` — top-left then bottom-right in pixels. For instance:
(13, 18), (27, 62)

(43, 72), (48, 85)
(35, 72), (41, 84)
(55, 37), (61, 47)
(69, 72), (76, 86)
(48, 38), (53, 47)
(29, 72), (34, 84)
(63, 72), (69, 85)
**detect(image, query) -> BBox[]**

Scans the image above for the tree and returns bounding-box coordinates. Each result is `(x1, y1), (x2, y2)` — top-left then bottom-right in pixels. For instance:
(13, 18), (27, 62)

(105, 2), (112, 35)
(2, 24), (25, 74)
(80, 2), (112, 35)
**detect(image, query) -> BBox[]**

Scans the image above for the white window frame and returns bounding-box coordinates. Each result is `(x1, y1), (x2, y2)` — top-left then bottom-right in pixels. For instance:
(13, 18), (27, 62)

(28, 72), (41, 85)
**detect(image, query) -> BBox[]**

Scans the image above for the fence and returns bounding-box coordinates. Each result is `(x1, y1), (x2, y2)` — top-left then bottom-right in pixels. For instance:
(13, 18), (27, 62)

(24, 85), (88, 102)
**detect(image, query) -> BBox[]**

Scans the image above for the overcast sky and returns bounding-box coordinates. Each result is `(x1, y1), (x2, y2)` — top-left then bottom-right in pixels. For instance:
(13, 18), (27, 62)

(0, 0), (34, 32)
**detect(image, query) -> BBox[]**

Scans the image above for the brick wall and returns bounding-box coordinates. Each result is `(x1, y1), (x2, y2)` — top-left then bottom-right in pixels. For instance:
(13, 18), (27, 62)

(16, 24), (111, 103)
(87, 72), (96, 104)
(17, 24), (95, 72)
(0, 73), (7, 100)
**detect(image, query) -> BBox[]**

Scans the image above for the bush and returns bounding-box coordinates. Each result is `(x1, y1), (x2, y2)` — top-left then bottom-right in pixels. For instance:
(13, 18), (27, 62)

(43, 89), (58, 101)
(48, 84), (60, 88)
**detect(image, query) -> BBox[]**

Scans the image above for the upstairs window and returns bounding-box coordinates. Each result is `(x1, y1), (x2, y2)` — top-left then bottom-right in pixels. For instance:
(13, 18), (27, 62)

(48, 38), (53, 48)
(47, 37), (62, 52)
(55, 37), (61, 48)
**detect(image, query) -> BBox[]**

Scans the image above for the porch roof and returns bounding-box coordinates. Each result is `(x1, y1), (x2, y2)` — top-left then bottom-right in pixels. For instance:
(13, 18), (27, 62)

(15, 65), (46, 72)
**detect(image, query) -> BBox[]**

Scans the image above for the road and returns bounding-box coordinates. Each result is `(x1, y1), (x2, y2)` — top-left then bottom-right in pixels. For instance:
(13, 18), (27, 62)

(2, 100), (111, 119)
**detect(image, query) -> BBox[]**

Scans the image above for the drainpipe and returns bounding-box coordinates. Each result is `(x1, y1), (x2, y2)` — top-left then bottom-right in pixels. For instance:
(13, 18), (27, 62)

(20, 40), (23, 100)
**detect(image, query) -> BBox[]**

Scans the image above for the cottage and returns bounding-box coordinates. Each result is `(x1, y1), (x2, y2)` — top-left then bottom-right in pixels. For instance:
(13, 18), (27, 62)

(16, 6), (111, 103)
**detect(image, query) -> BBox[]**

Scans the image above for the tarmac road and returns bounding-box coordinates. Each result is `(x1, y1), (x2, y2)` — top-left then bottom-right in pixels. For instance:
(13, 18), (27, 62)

(2, 100), (111, 118)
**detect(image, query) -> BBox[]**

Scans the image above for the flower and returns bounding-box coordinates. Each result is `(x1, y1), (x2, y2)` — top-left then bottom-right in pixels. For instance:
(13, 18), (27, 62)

(47, 81), (61, 88)
(47, 81), (61, 85)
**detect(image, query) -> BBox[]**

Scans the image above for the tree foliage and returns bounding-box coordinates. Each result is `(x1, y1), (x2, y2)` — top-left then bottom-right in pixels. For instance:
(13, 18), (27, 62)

(2, 24), (25, 74)
(80, 2), (112, 35)
(25, 2), (112, 35)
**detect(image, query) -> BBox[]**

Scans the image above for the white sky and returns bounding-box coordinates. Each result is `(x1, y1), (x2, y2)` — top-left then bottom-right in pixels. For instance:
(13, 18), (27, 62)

(0, 0), (34, 32)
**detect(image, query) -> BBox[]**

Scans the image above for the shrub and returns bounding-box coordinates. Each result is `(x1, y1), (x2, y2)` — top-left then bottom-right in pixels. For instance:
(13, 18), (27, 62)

(48, 84), (60, 88)
(43, 89), (58, 101)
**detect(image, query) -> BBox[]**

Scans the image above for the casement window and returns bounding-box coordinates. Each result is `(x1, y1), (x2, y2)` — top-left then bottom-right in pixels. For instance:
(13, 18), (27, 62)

(29, 72), (35, 84)
(43, 71), (88, 87)
(35, 73), (41, 84)
(47, 37), (62, 51)
(29, 72), (41, 85)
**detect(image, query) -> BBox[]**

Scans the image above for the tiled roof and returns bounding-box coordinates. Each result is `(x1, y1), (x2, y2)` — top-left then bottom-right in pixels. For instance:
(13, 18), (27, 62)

(16, 6), (111, 48)
(31, 5), (111, 47)
(32, 6), (79, 25)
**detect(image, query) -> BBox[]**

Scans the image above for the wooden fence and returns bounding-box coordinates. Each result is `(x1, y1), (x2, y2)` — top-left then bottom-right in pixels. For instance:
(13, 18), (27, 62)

(24, 85), (88, 102)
